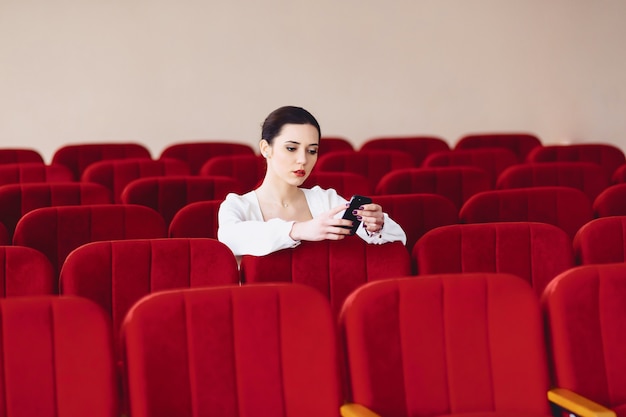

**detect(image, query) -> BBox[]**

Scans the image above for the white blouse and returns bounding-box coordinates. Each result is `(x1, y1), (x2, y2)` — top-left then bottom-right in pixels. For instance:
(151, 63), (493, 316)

(217, 186), (407, 257)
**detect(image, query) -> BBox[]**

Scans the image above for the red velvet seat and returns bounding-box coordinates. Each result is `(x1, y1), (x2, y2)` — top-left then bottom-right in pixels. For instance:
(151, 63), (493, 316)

(573, 216), (626, 265)
(496, 162), (610, 201)
(121, 283), (342, 417)
(81, 158), (190, 203)
(121, 176), (241, 226)
(0, 296), (119, 417)
(52, 142), (152, 180)
(320, 136), (355, 153)
(375, 167), (491, 210)
(339, 273), (553, 417)
(199, 154), (265, 192)
(459, 186), (593, 239)
(13, 204), (167, 278)
(315, 150), (415, 190)
(168, 200), (222, 239)
(0, 162), (74, 185)
(302, 172), (372, 198)
(0, 148), (44, 164)
(240, 238), (411, 316)
(359, 136), (450, 166)
(60, 238), (239, 337)
(0, 246), (55, 296)
(527, 143), (626, 178)
(0, 222), (8, 245)
(159, 141), (255, 174)
(610, 163), (626, 183)
(374, 193), (458, 250)
(593, 183), (626, 217)
(412, 222), (574, 296)
(0, 182), (112, 239)
(423, 148), (519, 187)
(454, 132), (542, 162)
(543, 263), (626, 417)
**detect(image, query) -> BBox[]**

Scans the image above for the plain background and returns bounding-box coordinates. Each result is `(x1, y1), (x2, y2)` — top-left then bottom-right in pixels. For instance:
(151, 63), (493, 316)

(1, 0), (625, 162)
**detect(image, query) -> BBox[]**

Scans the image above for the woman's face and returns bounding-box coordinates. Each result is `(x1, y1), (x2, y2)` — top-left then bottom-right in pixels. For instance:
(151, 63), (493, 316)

(263, 123), (319, 186)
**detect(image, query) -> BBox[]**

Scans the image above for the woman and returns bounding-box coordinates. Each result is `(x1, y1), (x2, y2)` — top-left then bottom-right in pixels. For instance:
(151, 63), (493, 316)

(217, 105), (406, 256)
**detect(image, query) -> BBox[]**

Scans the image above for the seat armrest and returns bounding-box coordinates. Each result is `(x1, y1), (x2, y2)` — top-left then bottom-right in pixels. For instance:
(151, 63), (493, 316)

(340, 403), (383, 417)
(548, 388), (616, 417)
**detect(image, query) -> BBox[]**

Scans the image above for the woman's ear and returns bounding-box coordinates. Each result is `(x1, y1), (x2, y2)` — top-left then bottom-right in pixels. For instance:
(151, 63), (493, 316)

(259, 139), (271, 158)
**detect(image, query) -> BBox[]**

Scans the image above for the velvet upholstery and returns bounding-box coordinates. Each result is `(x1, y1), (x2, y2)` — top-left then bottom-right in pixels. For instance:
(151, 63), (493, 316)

(374, 193), (459, 250)
(527, 143), (626, 178)
(573, 216), (626, 265)
(542, 263), (626, 417)
(0, 182), (112, 239)
(81, 158), (190, 203)
(0, 296), (119, 417)
(0, 223), (8, 245)
(459, 186), (593, 239)
(303, 172), (372, 198)
(315, 150), (415, 190)
(412, 222), (574, 295)
(121, 283), (342, 417)
(340, 274), (552, 417)
(0, 162), (74, 185)
(611, 164), (626, 183)
(423, 148), (519, 187)
(0, 148), (44, 164)
(159, 142), (255, 174)
(240, 238), (411, 316)
(359, 136), (450, 166)
(593, 183), (626, 217)
(320, 136), (355, 153)
(120, 176), (242, 225)
(13, 204), (167, 277)
(0, 246), (55, 296)
(496, 162), (610, 201)
(51, 142), (151, 180)
(375, 167), (491, 210)
(199, 154), (265, 192)
(168, 200), (222, 239)
(454, 133), (542, 162)
(60, 238), (239, 337)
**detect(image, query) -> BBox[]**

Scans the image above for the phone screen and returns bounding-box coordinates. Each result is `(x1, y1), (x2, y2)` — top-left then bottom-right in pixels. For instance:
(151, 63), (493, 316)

(340, 195), (373, 235)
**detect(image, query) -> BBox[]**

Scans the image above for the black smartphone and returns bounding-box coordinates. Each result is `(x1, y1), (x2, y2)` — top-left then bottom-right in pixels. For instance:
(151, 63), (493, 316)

(340, 195), (373, 235)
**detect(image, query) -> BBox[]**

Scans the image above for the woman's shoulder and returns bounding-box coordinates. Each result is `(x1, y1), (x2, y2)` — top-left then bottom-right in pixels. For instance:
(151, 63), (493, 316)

(222, 190), (257, 208)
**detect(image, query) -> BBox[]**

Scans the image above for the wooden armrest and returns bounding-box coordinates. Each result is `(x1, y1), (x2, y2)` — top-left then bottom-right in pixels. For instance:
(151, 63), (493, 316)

(340, 403), (383, 417)
(548, 388), (616, 417)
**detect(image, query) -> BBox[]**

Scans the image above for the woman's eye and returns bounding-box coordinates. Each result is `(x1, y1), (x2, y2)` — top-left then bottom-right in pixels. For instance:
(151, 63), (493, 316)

(308, 149), (318, 155)
(286, 147), (296, 152)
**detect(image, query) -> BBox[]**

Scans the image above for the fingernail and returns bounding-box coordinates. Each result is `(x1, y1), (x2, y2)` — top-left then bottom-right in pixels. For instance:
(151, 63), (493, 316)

(357, 216), (362, 220)
(359, 206), (364, 210)
(352, 210), (358, 215)
(345, 203), (349, 207)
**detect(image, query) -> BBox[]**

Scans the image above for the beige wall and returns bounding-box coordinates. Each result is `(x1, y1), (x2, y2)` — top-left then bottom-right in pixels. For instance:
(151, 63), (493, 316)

(1, 0), (625, 162)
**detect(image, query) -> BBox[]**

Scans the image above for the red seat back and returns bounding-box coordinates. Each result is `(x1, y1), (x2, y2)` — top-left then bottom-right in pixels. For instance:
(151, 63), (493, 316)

(527, 143), (625, 178)
(593, 183), (626, 217)
(360, 136), (449, 166)
(454, 133), (542, 162)
(159, 142), (255, 174)
(0, 246), (55, 296)
(302, 172), (372, 198)
(168, 200), (222, 239)
(0, 162), (74, 185)
(0, 148), (44, 164)
(573, 216), (626, 265)
(199, 154), (265, 192)
(320, 136), (354, 153)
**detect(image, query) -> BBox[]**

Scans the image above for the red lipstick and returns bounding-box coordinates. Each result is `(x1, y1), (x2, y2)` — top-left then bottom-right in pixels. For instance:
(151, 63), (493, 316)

(294, 170), (306, 177)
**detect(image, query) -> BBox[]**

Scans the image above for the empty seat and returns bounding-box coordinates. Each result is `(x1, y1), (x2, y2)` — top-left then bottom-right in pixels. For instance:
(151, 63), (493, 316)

(0, 246), (55, 296)
(340, 273), (553, 417)
(375, 167), (491, 210)
(527, 143), (626, 178)
(360, 136), (450, 166)
(0, 162), (74, 185)
(302, 172), (372, 198)
(454, 132), (542, 162)
(573, 216), (626, 265)
(60, 238), (239, 337)
(121, 283), (342, 417)
(315, 150), (414, 189)
(13, 204), (167, 277)
(374, 193), (458, 250)
(81, 158), (190, 203)
(593, 183), (626, 217)
(0, 296), (119, 417)
(240, 238), (411, 316)
(496, 162), (610, 202)
(611, 163), (626, 183)
(412, 222), (574, 295)
(159, 141), (255, 174)
(199, 154), (265, 192)
(459, 186), (593, 239)
(0, 182), (113, 239)
(52, 142), (152, 180)
(320, 136), (354, 153)
(0, 148), (44, 164)
(168, 200), (222, 239)
(121, 176), (242, 225)
(543, 263), (626, 417)
(423, 148), (518, 187)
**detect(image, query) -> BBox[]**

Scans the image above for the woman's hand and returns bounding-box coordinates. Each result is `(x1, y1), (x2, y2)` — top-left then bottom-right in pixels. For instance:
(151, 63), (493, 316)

(355, 203), (385, 233)
(290, 204), (353, 241)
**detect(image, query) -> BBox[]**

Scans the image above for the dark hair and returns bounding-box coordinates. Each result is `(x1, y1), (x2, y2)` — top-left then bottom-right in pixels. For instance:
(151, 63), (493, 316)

(261, 106), (321, 145)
